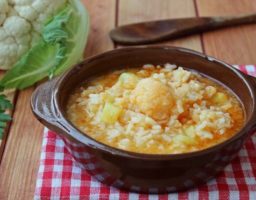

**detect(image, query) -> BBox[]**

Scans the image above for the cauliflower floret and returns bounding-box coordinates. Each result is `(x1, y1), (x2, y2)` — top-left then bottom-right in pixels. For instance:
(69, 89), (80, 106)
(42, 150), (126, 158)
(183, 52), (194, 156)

(16, 34), (30, 45)
(0, 14), (6, 26)
(31, 0), (49, 11)
(0, 0), (9, 25)
(0, 36), (19, 67)
(0, 16), (31, 69)
(0, 0), (9, 13)
(11, 0), (36, 5)
(130, 78), (175, 122)
(14, 5), (38, 21)
(3, 16), (31, 37)
(32, 21), (41, 33)
(0, 28), (8, 40)
(7, 7), (18, 17)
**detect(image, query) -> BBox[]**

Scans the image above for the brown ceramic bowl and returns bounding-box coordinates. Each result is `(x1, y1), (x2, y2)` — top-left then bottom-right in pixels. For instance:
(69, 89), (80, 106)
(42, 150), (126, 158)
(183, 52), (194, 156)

(31, 46), (256, 193)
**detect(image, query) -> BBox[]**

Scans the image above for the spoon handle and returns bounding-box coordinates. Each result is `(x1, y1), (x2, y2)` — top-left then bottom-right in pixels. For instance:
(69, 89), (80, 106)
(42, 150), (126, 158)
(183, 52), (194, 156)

(110, 13), (256, 45)
(206, 13), (256, 28)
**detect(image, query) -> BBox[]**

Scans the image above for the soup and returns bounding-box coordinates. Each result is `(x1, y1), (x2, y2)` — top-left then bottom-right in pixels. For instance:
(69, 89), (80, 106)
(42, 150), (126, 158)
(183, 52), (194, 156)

(66, 64), (244, 154)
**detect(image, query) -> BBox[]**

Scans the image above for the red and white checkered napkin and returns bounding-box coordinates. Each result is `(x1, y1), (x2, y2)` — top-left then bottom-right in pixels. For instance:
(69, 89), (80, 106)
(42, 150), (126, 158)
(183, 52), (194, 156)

(35, 65), (256, 200)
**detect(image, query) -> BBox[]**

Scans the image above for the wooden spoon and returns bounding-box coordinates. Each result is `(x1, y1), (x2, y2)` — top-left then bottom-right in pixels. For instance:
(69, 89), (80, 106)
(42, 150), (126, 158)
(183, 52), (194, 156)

(110, 13), (256, 45)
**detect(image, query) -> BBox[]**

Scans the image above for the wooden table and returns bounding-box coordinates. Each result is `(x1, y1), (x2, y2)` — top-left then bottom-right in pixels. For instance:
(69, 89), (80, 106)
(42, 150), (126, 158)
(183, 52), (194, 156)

(0, 0), (256, 199)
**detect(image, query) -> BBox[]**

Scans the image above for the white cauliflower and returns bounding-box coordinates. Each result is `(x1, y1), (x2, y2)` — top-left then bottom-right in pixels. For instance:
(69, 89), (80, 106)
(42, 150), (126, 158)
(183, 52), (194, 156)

(0, 0), (67, 69)
(0, 0), (89, 89)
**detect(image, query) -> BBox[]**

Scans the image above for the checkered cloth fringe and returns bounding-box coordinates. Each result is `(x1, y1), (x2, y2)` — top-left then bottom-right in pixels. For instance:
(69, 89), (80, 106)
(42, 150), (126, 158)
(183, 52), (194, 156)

(35, 65), (256, 200)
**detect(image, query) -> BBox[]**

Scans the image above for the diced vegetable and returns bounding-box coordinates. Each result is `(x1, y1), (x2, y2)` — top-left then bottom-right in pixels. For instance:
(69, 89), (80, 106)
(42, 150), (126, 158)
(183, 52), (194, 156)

(118, 73), (139, 89)
(102, 92), (115, 103)
(173, 134), (194, 145)
(184, 125), (196, 138)
(101, 103), (122, 124)
(212, 92), (228, 105)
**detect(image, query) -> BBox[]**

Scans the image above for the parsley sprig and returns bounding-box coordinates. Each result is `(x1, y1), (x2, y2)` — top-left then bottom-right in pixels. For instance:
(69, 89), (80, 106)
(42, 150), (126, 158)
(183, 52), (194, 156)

(0, 86), (13, 139)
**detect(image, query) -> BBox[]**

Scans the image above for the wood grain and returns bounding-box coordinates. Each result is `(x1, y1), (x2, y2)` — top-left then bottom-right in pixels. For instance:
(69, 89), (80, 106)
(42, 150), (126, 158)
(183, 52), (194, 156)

(118, 0), (202, 51)
(83, 0), (116, 57)
(196, 0), (256, 63)
(0, 1), (116, 199)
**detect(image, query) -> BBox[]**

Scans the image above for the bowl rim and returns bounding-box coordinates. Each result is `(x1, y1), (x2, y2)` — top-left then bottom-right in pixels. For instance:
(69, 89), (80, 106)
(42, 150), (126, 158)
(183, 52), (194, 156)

(52, 45), (256, 160)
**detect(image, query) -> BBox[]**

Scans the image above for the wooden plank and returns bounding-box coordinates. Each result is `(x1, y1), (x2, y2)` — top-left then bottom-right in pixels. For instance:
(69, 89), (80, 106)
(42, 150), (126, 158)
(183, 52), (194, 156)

(84, 0), (116, 56)
(196, 0), (256, 63)
(0, 0), (116, 199)
(118, 0), (202, 51)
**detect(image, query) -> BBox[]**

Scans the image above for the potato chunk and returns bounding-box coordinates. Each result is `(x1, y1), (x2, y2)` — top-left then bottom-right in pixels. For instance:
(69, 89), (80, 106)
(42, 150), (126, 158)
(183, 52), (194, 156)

(119, 73), (139, 89)
(173, 134), (194, 145)
(130, 78), (175, 122)
(101, 103), (122, 124)
(212, 92), (228, 105)
(184, 125), (196, 138)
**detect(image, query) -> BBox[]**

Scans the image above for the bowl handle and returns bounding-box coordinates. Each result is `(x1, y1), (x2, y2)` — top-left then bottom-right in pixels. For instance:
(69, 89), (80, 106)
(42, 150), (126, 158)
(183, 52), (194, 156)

(31, 78), (68, 135)
(31, 79), (101, 146)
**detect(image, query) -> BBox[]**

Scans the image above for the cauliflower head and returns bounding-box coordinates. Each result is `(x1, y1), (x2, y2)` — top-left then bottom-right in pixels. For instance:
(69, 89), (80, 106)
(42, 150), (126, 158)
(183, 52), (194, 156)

(0, 0), (89, 89)
(0, 0), (68, 69)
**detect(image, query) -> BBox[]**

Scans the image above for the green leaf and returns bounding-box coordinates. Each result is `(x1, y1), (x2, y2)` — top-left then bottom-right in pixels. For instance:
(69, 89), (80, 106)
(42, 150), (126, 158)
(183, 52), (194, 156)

(0, 113), (12, 122)
(0, 128), (4, 139)
(43, 6), (72, 44)
(0, 42), (60, 89)
(53, 0), (90, 76)
(0, 95), (13, 110)
(0, 0), (89, 89)
(0, 85), (4, 92)
(0, 122), (7, 128)
(0, 94), (12, 139)
(42, 6), (72, 77)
